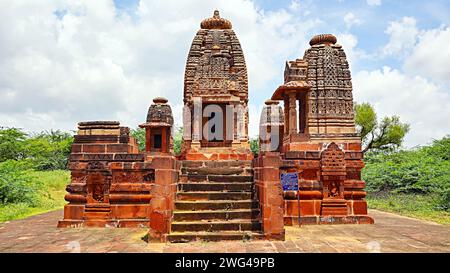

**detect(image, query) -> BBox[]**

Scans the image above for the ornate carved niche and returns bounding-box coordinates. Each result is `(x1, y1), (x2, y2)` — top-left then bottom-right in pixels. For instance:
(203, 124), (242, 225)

(86, 161), (110, 204)
(112, 170), (155, 184)
(320, 142), (346, 199)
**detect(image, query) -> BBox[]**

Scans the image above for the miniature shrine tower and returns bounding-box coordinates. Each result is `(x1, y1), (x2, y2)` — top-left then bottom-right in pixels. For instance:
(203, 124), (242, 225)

(181, 10), (252, 160)
(256, 34), (373, 226)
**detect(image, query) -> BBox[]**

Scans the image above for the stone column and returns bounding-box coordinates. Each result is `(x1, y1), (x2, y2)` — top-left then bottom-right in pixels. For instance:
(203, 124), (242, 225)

(161, 127), (167, 153)
(145, 128), (151, 153)
(148, 156), (178, 242)
(288, 91), (298, 135)
(182, 104), (191, 141)
(236, 105), (244, 141)
(253, 153), (285, 240)
(283, 96), (289, 135)
(230, 102), (241, 148)
(192, 97), (202, 148)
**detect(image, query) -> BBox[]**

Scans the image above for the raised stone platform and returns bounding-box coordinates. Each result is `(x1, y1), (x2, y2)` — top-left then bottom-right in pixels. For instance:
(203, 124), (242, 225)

(1, 209), (448, 252)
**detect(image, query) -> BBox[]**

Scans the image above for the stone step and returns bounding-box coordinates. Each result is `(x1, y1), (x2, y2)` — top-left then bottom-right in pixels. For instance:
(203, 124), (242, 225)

(175, 200), (259, 211)
(178, 182), (253, 192)
(167, 231), (264, 243)
(173, 209), (260, 221)
(181, 160), (252, 168)
(171, 220), (262, 232)
(181, 167), (251, 176)
(179, 174), (253, 183)
(208, 175), (253, 182)
(321, 199), (348, 207)
(176, 191), (253, 201)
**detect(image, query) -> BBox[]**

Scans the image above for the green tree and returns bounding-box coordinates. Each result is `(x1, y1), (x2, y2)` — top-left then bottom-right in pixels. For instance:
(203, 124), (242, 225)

(0, 160), (40, 205)
(0, 127), (27, 161)
(25, 130), (74, 170)
(354, 102), (410, 153)
(363, 136), (450, 210)
(250, 138), (259, 155)
(173, 126), (183, 156)
(130, 127), (146, 152)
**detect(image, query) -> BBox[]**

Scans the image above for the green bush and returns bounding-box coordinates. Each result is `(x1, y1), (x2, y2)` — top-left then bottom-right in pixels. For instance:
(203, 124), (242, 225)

(0, 128), (73, 171)
(363, 136), (450, 211)
(130, 127), (146, 152)
(250, 138), (259, 155)
(25, 130), (73, 170)
(173, 127), (183, 156)
(0, 170), (70, 222)
(0, 160), (40, 205)
(0, 128), (28, 161)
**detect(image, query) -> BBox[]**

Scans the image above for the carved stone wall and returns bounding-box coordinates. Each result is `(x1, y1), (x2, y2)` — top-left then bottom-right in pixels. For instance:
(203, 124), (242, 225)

(184, 28), (248, 103)
(286, 34), (357, 137)
(182, 11), (251, 159)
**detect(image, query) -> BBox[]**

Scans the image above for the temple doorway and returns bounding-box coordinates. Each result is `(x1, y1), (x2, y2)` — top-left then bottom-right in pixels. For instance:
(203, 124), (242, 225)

(201, 103), (232, 147)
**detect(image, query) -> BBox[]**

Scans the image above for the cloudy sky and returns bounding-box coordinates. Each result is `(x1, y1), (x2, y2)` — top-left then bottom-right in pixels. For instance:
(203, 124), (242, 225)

(0, 0), (449, 147)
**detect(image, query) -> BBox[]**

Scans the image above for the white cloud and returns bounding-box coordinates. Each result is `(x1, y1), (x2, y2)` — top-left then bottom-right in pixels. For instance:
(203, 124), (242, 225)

(404, 26), (450, 84)
(382, 16), (419, 57)
(0, 0), (319, 135)
(353, 17), (450, 147)
(366, 0), (381, 6)
(353, 67), (450, 147)
(289, 0), (300, 11)
(0, 0), (448, 148)
(344, 12), (362, 29)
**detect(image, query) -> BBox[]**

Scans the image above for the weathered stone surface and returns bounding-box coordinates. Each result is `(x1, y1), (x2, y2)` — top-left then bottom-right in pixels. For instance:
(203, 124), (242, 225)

(181, 10), (252, 160)
(5, 209), (449, 252)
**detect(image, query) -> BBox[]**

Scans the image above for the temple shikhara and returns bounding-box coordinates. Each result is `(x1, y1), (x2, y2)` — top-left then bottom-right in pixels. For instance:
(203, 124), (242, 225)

(58, 10), (373, 242)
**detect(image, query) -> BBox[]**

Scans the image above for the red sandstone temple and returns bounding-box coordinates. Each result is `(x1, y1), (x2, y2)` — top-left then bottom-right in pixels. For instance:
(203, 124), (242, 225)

(58, 11), (373, 242)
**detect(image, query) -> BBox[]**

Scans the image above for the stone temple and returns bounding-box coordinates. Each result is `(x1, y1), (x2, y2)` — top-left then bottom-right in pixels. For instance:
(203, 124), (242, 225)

(58, 11), (373, 242)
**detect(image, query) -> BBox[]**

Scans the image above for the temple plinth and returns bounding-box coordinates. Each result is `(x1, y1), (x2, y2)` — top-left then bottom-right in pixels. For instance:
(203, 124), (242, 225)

(181, 10), (252, 161)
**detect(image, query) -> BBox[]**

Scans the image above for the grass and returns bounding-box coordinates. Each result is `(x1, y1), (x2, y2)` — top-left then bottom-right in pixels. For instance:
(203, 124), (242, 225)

(367, 193), (450, 225)
(0, 170), (69, 223)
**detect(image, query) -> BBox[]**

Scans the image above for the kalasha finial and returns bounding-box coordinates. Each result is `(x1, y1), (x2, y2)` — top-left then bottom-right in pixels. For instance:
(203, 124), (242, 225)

(153, 97), (168, 104)
(213, 9), (220, 18)
(309, 34), (337, 46)
(200, 10), (232, 29)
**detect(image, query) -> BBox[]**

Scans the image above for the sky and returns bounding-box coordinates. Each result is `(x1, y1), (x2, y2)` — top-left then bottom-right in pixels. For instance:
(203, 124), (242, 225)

(0, 0), (449, 147)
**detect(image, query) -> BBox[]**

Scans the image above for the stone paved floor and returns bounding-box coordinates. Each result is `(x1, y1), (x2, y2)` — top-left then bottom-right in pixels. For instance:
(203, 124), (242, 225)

(0, 209), (448, 253)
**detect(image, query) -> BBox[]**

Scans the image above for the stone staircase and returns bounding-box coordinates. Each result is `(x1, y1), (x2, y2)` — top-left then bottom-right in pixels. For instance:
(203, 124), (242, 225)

(167, 160), (263, 242)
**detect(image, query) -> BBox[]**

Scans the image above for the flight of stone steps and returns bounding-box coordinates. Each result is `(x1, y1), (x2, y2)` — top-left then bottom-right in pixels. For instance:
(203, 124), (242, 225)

(167, 160), (263, 242)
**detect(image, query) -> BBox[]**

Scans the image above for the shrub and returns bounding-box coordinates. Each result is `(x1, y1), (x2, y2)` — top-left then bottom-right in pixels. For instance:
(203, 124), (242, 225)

(0, 160), (41, 205)
(25, 130), (73, 170)
(130, 127), (146, 152)
(0, 128), (28, 161)
(173, 127), (183, 156)
(250, 138), (259, 155)
(363, 136), (450, 211)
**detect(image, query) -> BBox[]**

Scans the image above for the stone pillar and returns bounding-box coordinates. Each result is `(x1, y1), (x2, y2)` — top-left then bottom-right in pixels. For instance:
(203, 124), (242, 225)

(284, 97), (289, 135)
(145, 128), (151, 152)
(288, 91), (297, 135)
(254, 153), (285, 240)
(236, 105), (244, 141)
(192, 97), (202, 147)
(182, 104), (191, 141)
(148, 156), (178, 242)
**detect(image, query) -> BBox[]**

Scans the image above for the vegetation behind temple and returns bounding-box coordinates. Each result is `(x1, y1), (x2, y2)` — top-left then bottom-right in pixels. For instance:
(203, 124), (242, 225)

(0, 128), (72, 221)
(0, 122), (449, 224)
(363, 137), (450, 224)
